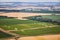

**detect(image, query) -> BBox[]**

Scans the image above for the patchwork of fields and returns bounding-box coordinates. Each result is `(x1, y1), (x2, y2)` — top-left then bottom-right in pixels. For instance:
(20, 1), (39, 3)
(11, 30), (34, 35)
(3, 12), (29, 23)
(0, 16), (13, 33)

(0, 12), (60, 39)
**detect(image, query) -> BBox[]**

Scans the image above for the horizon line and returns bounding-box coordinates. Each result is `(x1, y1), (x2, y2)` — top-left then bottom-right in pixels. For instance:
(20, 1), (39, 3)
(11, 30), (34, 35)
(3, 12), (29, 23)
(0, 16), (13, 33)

(0, 2), (59, 3)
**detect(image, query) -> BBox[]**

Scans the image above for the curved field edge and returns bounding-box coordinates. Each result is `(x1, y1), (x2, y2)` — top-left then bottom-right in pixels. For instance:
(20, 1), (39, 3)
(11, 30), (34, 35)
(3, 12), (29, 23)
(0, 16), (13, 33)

(0, 15), (60, 36)
(12, 26), (60, 36)
(0, 16), (60, 37)
(0, 18), (59, 30)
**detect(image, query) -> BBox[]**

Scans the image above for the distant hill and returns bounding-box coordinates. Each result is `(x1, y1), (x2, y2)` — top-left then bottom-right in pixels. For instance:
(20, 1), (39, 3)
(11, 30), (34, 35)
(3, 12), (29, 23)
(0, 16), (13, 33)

(0, 2), (60, 7)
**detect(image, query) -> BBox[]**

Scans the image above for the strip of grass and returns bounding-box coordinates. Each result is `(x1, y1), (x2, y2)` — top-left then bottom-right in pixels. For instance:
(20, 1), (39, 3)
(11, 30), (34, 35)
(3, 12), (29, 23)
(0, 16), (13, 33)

(0, 18), (58, 30)
(13, 26), (60, 36)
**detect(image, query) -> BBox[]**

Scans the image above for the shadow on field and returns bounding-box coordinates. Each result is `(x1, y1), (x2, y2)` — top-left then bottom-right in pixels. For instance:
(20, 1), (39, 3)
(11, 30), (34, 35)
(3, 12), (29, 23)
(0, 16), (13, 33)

(23, 16), (60, 25)
(0, 31), (13, 38)
(0, 16), (16, 19)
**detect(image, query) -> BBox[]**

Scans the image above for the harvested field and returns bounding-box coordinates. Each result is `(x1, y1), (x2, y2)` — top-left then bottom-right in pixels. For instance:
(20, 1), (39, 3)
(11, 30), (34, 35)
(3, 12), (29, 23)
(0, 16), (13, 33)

(0, 12), (53, 20)
(19, 35), (60, 40)
(3, 34), (60, 40)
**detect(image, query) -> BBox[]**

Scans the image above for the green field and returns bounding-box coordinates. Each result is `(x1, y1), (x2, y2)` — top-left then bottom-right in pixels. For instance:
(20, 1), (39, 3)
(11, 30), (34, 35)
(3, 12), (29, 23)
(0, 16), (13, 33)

(42, 15), (60, 21)
(0, 15), (60, 38)
(0, 18), (59, 30)
(13, 27), (60, 36)
(26, 15), (60, 21)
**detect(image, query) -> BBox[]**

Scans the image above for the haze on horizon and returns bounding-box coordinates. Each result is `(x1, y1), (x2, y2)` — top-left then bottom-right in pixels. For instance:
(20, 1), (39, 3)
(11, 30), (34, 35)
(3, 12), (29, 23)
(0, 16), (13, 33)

(0, 0), (60, 2)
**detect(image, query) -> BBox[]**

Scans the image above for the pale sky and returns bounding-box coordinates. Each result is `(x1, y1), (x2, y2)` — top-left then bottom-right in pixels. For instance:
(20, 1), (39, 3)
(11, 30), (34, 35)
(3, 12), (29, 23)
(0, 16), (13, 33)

(0, 0), (60, 2)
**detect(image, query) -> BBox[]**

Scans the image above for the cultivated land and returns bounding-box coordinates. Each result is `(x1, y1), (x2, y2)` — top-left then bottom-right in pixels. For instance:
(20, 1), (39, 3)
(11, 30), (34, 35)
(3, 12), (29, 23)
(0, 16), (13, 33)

(0, 12), (60, 20)
(1, 35), (60, 40)
(0, 12), (60, 40)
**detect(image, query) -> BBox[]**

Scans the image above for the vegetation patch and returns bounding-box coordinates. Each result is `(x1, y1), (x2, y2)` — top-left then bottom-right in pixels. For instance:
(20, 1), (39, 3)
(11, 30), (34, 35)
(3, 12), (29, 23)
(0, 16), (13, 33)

(0, 31), (13, 38)
(0, 15), (60, 37)
(12, 26), (60, 36)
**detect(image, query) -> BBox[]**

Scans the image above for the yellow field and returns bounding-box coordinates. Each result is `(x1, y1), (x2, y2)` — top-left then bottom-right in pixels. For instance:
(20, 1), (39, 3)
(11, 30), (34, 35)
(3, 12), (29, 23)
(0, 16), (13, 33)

(0, 12), (52, 20)
(3, 35), (60, 40)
